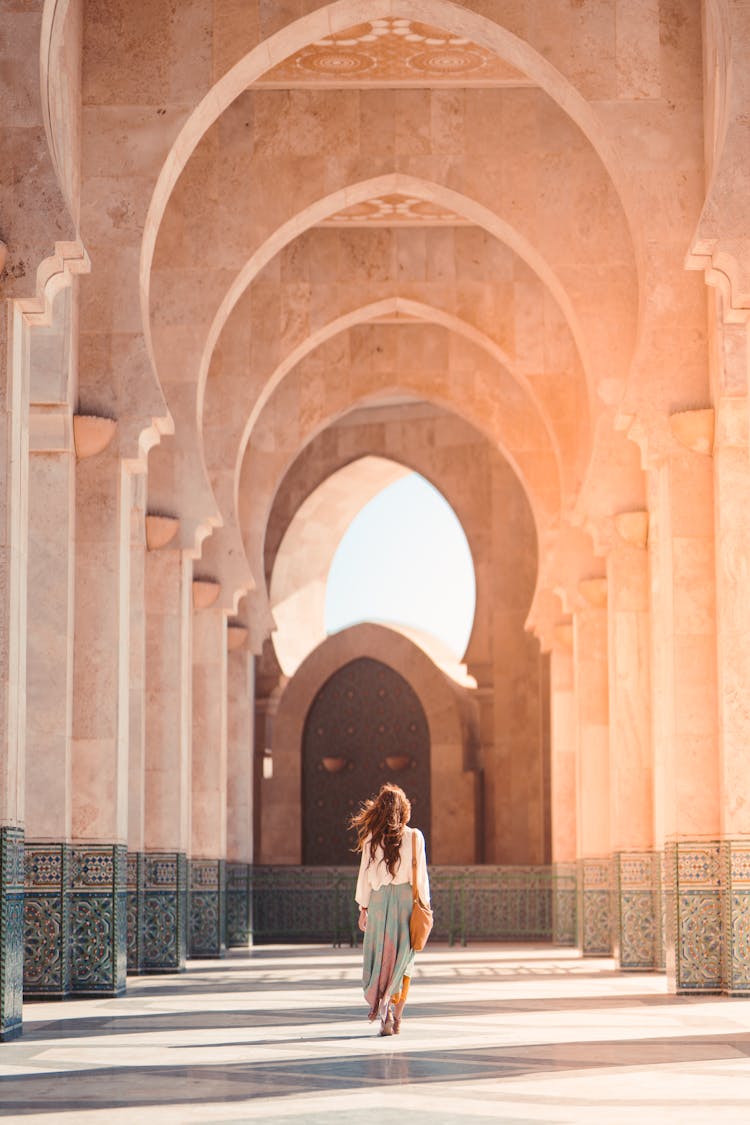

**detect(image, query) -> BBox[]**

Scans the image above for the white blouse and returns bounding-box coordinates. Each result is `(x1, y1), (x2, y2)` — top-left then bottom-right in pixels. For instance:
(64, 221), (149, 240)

(355, 826), (430, 910)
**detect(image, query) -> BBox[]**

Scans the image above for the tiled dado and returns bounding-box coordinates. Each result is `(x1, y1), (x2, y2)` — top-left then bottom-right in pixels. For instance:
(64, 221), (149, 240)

(578, 858), (612, 956)
(721, 841), (750, 996)
(664, 841), (722, 993)
(226, 863), (251, 948)
(613, 851), (661, 971)
(551, 863), (577, 946)
(126, 852), (145, 973)
(0, 827), (24, 1041)
(189, 859), (226, 958)
(142, 853), (188, 973)
(69, 845), (127, 996)
(23, 843), (72, 997)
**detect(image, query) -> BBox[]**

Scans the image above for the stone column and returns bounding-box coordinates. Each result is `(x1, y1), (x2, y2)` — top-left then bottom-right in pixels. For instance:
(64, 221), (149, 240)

(573, 579), (612, 955)
(126, 474), (147, 973)
(23, 407), (76, 999)
(0, 294), (31, 1039)
(226, 625), (253, 947)
(647, 412), (720, 993)
(70, 444), (129, 996)
(142, 537), (190, 973)
(549, 630), (577, 946)
(713, 389), (750, 994)
(607, 514), (660, 971)
(190, 597), (227, 957)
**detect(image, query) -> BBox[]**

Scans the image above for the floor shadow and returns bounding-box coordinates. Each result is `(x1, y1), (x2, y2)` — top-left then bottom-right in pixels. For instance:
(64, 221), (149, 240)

(4, 1030), (750, 1114)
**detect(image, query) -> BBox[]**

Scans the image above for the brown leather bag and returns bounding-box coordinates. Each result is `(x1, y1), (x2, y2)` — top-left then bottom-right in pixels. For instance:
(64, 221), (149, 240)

(409, 830), (434, 951)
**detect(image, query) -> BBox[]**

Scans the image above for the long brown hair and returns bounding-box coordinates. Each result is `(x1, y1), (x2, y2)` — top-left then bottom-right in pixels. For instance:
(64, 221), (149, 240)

(349, 783), (411, 877)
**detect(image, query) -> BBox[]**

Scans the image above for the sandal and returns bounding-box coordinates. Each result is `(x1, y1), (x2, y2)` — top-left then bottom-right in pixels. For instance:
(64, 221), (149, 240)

(379, 1004), (395, 1036)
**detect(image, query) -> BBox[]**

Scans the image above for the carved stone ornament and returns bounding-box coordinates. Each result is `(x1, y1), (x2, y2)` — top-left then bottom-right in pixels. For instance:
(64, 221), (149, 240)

(227, 624), (248, 651)
(73, 415), (117, 459)
(192, 578), (220, 609)
(578, 577), (608, 608)
(145, 514), (180, 551)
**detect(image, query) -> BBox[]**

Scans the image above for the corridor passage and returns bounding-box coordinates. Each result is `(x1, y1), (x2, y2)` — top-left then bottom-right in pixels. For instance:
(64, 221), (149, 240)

(3, 945), (750, 1123)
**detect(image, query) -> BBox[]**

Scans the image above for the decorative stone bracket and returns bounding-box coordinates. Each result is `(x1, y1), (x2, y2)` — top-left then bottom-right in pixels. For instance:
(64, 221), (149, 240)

(614, 510), (649, 548)
(73, 414), (117, 460)
(192, 578), (221, 609)
(145, 514), (180, 551)
(669, 408), (715, 456)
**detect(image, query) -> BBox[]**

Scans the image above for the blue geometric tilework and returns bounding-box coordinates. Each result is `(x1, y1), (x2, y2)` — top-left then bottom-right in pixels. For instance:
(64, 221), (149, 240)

(578, 858), (612, 956)
(613, 851), (659, 971)
(189, 859), (226, 958)
(142, 852), (187, 973)
(721, 840), (750, 995)
(126, 852), (145, 974)
(226, 863), (251, 948)
(664, 841), (722, 994)
(69, 844), (127, 996)
(0, 827), (24, 1040)
(23, 842), (71, 997)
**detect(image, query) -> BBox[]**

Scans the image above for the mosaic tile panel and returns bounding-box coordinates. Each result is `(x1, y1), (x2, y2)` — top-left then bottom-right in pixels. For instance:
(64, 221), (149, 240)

(721, 841), (750, 995)
(69, 844), (127, 996)
(126, 852), (145, 973)
(189, 859), (226, 958)
(578, 858), (612, 956)
(613, 851), (660, 971)
(0, 827), (24, 1040)
(142, 852), (187, 973)
(552, 863), (577, 946)
(23, 842), (71, 997)
(226, 862), (251, 948)
(664, 841), (723, 993)
(654, 850), (666, 972)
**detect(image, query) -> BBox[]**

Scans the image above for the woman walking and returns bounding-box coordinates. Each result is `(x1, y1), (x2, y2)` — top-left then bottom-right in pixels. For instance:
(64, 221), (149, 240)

(351, 783), (430, 1036)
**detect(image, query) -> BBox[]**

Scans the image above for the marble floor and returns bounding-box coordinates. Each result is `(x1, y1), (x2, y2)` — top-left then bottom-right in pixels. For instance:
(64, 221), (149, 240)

(3, 945), (750, 1123)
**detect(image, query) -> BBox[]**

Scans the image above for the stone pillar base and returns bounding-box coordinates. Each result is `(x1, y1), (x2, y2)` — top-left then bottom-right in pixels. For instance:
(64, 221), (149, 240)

(664, 840), (722, 993)
(23, 842), (71, 997)
(126, 852), (145, 974)
(613, 851), (661, 971)
(189, 859), (226, 958)
(142, 852), (188, 973)
(578, 857), (612, 956)
(552, 863), (577, 946)
(0, 828), (24, 1041)
(226, 862), (251, 948)
(69, 845), (127, 996)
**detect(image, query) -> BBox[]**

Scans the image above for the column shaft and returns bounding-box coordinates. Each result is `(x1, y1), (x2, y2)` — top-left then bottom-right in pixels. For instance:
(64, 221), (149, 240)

(608, 531), (659, 970)
(70, 448), (129, 996)
(550, 642), (577, 945)
(190, 606), (227, 957)
(648, 433), (720, 992)
(226, 642), (253, 948)
(143, 548), (191, 972)
(574, 597), (612, 955)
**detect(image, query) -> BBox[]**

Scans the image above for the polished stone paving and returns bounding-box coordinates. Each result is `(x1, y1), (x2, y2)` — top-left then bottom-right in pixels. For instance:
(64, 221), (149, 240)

(3, 945), (750, 1122)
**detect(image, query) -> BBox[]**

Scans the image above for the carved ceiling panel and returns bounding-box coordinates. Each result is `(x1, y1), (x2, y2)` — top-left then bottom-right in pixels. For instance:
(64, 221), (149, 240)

(320, 192), (472, 227)
(257, 17), (529, 87)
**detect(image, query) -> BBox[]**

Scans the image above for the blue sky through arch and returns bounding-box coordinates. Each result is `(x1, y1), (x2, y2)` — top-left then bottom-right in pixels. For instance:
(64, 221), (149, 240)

(324, 472), (476, 659)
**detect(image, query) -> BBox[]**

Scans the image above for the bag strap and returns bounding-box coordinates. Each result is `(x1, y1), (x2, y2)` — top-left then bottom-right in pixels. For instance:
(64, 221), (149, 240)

(411, 829), (418, 904)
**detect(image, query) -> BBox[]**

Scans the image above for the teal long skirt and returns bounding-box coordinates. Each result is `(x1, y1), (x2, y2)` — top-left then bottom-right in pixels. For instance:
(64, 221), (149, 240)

(362, 883), (416, 1019)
